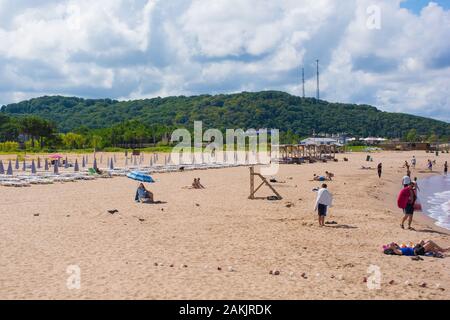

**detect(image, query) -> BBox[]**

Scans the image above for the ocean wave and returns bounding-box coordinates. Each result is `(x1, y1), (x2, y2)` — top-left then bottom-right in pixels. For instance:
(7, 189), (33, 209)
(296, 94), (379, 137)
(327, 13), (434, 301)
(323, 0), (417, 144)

(420, 175), (450, 230)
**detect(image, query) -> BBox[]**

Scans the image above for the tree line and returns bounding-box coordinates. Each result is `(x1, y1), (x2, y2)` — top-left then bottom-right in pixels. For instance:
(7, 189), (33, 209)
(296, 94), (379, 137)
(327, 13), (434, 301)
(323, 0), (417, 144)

(1, 91), (449, 151)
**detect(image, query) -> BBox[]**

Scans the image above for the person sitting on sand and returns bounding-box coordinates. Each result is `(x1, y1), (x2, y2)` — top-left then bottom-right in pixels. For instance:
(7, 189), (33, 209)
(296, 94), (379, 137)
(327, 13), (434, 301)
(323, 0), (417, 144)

(385, 240), (450, 257)
(135, 183), (154, 203)
(325, 171), (334, 181)
(314, 184), (333, 227)
(191, 178), (199, 189)
(196, 178), (205, 189)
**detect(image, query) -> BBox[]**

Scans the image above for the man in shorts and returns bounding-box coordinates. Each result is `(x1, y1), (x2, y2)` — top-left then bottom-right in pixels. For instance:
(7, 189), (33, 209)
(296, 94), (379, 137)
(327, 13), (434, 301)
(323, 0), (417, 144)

(314, 184), (333, 227)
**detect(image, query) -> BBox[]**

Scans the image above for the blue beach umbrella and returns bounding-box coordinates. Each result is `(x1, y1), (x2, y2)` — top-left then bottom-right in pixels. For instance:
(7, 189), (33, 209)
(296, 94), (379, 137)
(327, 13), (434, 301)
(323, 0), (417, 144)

(74, 159), (79, 172)
(109, 158), (114, 170)
(22, 160), (26, 171)
(93, 158), (98, 170)
(82, 156), (86, 168)
(45, 159), (49, 171)
(0, 160), (4, 174)
(15, 157), (19, 169)
(127, 171), (155, 183)
(37, 157), (41, 169)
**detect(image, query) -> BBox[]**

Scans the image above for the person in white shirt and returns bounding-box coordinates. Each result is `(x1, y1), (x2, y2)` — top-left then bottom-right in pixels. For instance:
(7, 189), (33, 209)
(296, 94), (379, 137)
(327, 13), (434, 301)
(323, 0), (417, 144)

(402, 175), (411, 187)
(314, 184), (333, 227)
(411, 156), (416, 169)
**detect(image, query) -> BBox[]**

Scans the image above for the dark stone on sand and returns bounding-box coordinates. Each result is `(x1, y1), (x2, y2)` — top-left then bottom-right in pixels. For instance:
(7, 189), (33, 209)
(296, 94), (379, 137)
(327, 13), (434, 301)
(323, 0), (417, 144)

(34, 213), (40, 217)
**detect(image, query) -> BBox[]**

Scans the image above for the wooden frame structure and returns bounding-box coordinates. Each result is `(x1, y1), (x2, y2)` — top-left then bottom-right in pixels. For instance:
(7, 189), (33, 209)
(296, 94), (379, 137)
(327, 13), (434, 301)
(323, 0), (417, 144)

(248, 167), (282, 200)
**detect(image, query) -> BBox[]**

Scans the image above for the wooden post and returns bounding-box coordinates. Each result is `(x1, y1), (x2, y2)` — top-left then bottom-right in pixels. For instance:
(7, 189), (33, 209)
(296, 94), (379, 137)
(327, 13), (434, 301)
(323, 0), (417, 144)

(249, 166), (255, 199)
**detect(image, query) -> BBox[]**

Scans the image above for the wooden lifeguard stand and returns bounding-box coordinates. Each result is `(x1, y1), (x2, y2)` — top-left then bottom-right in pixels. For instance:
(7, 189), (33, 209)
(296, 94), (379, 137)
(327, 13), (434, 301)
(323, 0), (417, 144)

(248, 167), (283, 200)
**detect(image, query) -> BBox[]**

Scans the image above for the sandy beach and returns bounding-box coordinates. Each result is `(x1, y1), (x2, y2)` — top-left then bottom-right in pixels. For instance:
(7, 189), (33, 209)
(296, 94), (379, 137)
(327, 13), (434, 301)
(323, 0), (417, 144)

(0, 151), (449, 300)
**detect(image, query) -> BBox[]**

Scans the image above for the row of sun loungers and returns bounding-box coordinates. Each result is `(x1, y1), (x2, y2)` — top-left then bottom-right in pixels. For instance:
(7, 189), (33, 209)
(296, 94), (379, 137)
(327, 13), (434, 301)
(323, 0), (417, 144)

(0, 162), (262, 187)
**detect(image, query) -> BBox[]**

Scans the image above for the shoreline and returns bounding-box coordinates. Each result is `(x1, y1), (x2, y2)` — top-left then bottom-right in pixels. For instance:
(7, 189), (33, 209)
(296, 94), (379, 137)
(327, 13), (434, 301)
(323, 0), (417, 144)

(382, 168), (450, 236)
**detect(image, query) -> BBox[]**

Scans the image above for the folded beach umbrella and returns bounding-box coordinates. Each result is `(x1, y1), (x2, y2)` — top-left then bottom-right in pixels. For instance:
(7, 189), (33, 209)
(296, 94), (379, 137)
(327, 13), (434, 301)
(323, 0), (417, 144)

(100, 154), (103, 164)
(31, 160), (37, 174)
(127, 171), (155, 183)
(7, 160), (13, 175)
(133, 156), (137, 166)
(114, 154), (117, 163)
(37, 157), (41, 169)
(150, 158), (153, 167)
(82, 156), (86, 168)
(86, 155), (89, 164)
(164, 155), (167, 165)
(93, 158), (98, 170)
(65, 157), (69, 169)
(15, 157), (19, 169)
(109, 158), (114, 170)
(54, 161), (59, 174)
(45, 159), (49, 171)
(74, 159), (79, 172)
(125, 156), (128, 167)
(22, 160), (26, 171)
(0, 160), (4, 174)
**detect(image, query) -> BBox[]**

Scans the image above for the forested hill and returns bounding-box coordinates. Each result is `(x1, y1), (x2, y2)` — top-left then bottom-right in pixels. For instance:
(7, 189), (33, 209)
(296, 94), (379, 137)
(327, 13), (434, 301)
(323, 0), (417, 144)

(1, 91), (449, 138)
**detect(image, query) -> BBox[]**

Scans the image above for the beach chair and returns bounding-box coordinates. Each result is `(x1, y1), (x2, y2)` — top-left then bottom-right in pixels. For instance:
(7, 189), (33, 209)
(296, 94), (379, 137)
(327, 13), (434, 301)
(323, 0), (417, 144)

(88, 168), (99, 176)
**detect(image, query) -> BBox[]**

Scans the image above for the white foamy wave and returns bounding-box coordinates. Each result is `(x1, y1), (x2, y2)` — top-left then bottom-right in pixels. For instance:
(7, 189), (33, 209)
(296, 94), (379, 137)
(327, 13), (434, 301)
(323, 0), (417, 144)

(426, 191), (450, 230)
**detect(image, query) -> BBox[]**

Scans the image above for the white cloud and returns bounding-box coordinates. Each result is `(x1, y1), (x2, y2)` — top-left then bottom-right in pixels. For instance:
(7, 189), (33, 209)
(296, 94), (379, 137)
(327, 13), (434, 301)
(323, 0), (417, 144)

(0, 0), (449, 122)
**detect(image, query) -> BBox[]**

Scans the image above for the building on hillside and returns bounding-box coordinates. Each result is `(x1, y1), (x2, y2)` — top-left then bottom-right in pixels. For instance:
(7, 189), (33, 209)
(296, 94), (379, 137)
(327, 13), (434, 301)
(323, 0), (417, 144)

(300, 137), (342, 146)
(362, 137), (387, 145)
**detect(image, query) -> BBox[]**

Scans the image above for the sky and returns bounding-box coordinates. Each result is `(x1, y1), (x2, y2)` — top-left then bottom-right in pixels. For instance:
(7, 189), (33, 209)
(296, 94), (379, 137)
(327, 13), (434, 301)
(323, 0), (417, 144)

(0, 0), (449, 122)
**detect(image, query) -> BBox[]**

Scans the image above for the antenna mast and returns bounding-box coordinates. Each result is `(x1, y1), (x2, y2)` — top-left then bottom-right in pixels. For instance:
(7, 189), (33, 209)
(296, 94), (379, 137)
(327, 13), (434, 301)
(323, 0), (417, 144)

(316, 59), (320, 100)
(302, 67), (305, 98)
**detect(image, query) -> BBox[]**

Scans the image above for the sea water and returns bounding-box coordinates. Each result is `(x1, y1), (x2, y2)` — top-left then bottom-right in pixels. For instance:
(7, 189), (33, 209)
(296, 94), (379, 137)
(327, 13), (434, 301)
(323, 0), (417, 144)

(417, 174), (450, 230)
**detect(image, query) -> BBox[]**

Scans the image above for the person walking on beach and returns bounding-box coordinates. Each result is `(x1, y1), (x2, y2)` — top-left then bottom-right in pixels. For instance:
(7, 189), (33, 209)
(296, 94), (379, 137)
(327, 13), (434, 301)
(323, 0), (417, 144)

(402, 175), (411, 187)
(314, 184), (333, 227)
(398, 183), (417, 230)
(411, 156), (416, 169)
(444, 161), (448, 175)
(377, 163), (382, 178)
(427, 159), (433, 171)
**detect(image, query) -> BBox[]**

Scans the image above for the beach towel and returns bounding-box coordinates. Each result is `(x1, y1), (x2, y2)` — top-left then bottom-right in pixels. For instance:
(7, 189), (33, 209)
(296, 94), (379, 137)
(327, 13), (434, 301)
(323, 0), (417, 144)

(397, 187), (411, 209)
(314, 188), (333, 211)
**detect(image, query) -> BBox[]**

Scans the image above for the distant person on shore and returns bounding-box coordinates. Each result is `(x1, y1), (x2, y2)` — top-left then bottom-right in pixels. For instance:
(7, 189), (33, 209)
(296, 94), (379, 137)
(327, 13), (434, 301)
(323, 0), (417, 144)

(377, 163), (382, 178)
(444, 161), (448, 175)
(398, 183), (417, 230)
(413, 177), (420, 192)
(402, 175), (411, 187)
(314, 184), (333, 227)
(411, 156), (416, 169)
(427, 159), (433, 171)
